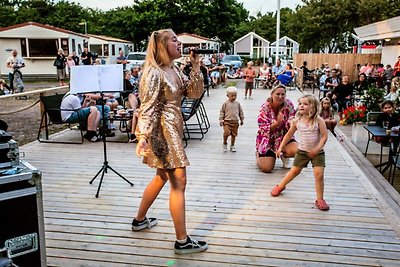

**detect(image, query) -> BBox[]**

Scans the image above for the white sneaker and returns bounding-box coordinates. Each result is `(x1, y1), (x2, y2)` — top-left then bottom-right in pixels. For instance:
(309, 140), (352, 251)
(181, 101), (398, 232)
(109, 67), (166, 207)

(249, 96), (253, 100)
(244, 96), (247, 99)
(281, 156), (290, 169)
(223, 144), (227, 152)
(230, 146), (236, 152)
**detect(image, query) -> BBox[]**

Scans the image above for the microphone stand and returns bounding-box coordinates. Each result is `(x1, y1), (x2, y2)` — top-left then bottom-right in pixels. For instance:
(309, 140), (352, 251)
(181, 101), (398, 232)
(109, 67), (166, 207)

(90, 92), (133, 198)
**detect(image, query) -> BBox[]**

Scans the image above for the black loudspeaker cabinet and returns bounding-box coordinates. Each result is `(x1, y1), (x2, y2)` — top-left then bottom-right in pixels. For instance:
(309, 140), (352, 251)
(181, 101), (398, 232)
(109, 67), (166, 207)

(0, 161), (47, 267)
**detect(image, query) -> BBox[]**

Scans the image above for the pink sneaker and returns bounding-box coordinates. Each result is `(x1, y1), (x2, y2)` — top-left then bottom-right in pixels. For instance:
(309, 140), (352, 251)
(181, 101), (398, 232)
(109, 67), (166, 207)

(315, 199), (329, 211)
(271, 185), (285, 197)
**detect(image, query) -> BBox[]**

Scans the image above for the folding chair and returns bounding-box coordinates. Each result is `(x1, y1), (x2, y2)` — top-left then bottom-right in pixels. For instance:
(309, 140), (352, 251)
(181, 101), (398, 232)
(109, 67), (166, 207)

(182, 91), (207, 141)
(388, 135), (400, 185)
(37, 93), (84, 144)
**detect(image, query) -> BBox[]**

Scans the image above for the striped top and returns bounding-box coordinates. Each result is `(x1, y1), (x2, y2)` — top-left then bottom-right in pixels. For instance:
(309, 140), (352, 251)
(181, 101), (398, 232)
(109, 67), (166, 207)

(297, 118), (320, 152)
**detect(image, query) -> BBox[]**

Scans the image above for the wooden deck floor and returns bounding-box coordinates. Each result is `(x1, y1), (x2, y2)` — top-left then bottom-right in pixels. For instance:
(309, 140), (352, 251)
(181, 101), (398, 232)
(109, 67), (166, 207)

(21, 82), (400, 266)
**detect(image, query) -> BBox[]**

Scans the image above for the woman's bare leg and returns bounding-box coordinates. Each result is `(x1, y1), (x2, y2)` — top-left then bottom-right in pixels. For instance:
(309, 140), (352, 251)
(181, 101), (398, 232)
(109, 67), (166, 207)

(136, 169), (168, 220)
(165, 167), (187, 240)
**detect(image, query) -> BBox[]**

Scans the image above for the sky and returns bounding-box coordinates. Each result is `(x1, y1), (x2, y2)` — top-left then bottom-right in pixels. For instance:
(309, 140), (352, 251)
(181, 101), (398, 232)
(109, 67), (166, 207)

(61, 0), (303, 16)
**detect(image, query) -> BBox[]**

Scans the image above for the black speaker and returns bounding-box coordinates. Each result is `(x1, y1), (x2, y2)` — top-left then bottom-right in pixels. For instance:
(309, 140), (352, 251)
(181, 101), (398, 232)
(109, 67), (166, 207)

(0, 162), (46, 267)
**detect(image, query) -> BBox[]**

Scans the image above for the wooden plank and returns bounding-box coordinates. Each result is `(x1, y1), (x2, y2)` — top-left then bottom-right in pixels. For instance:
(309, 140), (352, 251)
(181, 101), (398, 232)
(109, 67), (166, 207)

(18, 79), (400, 266)
(45, 231), (400, 261)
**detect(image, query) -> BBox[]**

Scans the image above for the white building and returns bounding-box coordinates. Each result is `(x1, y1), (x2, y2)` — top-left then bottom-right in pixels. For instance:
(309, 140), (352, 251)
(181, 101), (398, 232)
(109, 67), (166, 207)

(355, 16), (400, 66)
(177, 33), (220, 55)
(269, 36), (299, 60)
(87, 34), (133, 64)
(233, 32), (270, 61)
(0, 22), (86, 77)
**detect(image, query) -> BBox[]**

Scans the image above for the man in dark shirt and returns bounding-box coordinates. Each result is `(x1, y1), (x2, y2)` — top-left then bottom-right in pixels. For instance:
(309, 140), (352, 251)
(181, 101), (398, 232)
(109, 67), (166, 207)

(81, 47), (92, 65)
(333, 75), (353, 119)
(300, 61), (313, 81)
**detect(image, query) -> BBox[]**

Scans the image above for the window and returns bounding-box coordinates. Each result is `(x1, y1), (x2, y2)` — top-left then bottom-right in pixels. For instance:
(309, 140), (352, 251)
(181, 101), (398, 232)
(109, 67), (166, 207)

(28, 39), (58, 57)
(72, 39), (76, 52)
(78, 44), (82, 54)
(20, 39), (27, 57)
(90, 44), (102, 56)
(253, 37), (260, 47)
(112, 44), (115, 56)
(104, 44), (109, 56)
(61, 38), (69, 54)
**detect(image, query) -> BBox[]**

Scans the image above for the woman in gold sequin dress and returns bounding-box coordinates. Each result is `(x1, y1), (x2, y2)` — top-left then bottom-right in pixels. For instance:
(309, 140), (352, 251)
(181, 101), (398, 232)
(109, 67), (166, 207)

(131, 29), (208, 254)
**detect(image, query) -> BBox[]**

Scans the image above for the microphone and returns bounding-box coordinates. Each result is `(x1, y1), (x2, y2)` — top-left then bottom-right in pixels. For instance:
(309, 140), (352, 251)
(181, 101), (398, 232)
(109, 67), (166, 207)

(183, 48), (217, 54)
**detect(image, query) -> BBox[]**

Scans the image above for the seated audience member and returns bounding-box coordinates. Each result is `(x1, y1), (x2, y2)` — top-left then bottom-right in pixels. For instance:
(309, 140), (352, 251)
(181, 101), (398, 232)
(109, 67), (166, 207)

(384, 84), (399, 102)
(320, 97), (337, 136)
(319, 69), (330, 92)
(61, 93), (101, 142)
(0, 79), (11, 95)
(301, 61), (313, 82)
(324, 69), (341, 106)
(209, 57), (222, 87)
(354, 73), (368, 95)
(235, 67), (244, 79)
(374, 100), (400, 143)
(258, 63), (269, 87)
(123, 70), (140, 143)
(384, 64), (394, 91)
(332, 75), (353, 119)
(76, 92), (115, 135)
(226, 65), (239, 79)
(276, 64), (294, 86)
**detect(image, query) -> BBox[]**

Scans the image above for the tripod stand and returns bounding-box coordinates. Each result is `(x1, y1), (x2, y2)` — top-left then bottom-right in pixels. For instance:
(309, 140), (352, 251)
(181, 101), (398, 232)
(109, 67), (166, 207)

(90, 92), (133, 197)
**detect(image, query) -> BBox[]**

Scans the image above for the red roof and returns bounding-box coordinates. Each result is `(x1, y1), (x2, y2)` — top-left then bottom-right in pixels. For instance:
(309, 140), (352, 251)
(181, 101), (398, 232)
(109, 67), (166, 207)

(0, 21), (87, 38)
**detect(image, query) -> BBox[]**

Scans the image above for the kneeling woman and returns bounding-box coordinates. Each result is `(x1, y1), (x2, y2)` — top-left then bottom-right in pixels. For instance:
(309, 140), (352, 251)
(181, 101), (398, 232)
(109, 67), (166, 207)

(256, 84), (298, 172)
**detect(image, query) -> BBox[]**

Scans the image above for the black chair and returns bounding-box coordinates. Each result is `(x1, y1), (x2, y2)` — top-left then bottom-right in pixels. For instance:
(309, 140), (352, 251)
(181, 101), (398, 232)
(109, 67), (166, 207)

(388, 135), (400, 185)
(364, 111), (390, 172)
(37, 93), (84, 144)
(182, 91), (207, 141)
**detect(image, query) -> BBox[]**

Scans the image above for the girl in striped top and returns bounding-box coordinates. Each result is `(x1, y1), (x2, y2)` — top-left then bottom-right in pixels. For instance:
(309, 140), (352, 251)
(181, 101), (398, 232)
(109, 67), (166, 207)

(271, 94), (330, 211)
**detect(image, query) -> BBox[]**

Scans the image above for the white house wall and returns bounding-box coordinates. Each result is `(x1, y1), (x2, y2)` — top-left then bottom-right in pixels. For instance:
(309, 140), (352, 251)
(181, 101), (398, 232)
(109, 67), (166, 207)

(0, 38), (55, 75)
(0, 39), (19, 76)
(382, 45), (400, 66)
(235, 36), (251, 54)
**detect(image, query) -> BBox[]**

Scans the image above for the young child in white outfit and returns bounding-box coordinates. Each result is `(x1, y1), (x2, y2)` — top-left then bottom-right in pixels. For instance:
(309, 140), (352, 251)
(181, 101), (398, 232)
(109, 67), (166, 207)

(271, 94), (330, 211)
(219, 86), (244, 152)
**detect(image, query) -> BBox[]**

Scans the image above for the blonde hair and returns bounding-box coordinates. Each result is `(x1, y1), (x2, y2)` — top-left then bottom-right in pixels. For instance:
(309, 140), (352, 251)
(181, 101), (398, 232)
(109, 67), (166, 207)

(139, 29), (175, 99)
(270, 84), (286, 105)
(296, 94), (320, 124)
(392, 77), (400, 89)
(320, 97), (333, 118)
(226, 86), (237, 94)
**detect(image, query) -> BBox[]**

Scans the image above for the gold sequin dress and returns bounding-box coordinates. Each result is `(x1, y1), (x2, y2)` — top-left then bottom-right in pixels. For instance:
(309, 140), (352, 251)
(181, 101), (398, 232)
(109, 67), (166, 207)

(137, 66), (204, 169)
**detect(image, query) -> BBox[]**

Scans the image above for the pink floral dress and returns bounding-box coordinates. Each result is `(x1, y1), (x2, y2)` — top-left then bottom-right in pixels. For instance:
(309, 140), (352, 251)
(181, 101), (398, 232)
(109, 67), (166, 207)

(256, 98), (296, 154)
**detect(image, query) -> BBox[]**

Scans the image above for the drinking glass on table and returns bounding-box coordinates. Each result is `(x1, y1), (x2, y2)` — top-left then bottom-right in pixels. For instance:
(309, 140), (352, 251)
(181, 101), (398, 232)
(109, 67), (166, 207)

(383, 121), (389, 129)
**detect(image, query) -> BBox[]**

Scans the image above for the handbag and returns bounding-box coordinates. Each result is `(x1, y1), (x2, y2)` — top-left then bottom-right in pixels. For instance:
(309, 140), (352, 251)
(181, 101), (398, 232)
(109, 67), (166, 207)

(53, 59), (63, 68)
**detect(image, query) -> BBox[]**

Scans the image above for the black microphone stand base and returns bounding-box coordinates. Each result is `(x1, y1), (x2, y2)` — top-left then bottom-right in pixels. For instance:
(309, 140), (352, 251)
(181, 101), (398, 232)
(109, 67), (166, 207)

(89, 92), (133, 198)
(90, 161), (133, 198)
